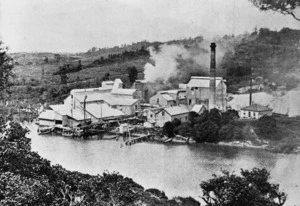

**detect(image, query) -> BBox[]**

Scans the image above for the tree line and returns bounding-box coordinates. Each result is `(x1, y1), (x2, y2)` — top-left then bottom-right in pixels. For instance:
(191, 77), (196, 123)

(87, 46), (149, 68)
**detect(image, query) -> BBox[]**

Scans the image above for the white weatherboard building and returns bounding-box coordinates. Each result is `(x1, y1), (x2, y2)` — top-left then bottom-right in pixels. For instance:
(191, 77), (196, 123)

(145, 105), (190, 127)
(239, 104), (272, 119)
(228, 89), (300, 117)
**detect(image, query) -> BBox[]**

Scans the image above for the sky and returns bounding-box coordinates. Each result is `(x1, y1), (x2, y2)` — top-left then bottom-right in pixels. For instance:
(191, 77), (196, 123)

(0, 0), (299, 53)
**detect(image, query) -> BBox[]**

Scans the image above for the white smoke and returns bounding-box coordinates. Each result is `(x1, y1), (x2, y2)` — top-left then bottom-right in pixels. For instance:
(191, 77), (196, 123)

(144, 44), (191, 82)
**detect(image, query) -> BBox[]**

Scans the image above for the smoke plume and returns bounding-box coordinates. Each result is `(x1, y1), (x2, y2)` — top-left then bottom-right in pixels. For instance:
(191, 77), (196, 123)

(143, 37), (228, 97)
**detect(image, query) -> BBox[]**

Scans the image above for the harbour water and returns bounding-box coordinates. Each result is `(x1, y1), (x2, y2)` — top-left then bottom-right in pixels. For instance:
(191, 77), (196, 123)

(26, 123), (300, 206)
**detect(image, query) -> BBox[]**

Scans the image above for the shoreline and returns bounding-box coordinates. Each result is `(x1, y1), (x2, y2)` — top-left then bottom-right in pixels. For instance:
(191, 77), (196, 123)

(25, 121), (300, 154)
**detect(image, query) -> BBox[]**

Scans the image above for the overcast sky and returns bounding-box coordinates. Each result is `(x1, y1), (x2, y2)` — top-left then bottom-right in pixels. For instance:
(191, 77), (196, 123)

(0, 0), (299, 53)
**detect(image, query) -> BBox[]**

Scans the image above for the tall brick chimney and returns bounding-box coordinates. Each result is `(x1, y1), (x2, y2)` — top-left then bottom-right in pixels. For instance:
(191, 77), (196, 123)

(209, 43), (216, 110)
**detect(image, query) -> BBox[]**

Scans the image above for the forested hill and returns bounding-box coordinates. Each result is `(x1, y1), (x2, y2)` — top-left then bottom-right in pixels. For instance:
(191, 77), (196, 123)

(9, 28), (300, 104)
(221, 28), (300, 92)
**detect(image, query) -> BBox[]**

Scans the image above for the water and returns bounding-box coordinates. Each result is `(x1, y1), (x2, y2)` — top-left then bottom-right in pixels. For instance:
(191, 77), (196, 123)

(26, 123), (300, 206)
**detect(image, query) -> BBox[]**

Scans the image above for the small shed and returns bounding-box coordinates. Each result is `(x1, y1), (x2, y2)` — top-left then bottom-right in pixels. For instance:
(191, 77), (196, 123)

(239, 104), (272, 119)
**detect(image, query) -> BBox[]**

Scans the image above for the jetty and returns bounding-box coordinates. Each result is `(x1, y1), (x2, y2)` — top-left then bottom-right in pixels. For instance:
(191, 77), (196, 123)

(124, 133), (154, 145)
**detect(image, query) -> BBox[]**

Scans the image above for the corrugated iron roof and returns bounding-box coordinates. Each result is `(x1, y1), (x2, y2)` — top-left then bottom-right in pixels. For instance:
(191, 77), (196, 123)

(50, 104), (88, 121)
(85, 103), (124, 119)
(163, 106), (189, 116)
(38, 110), (56, 120)
(111, 88), (136, 95)
(241, 104), (272, 112)
(187, 76), (224, 88)
(104, 98), (139, 106)
(158, 89), (186, 94)
(192, 104), (206, 113)
(161, 94), (174, 101)
(73, 93), (110, 103)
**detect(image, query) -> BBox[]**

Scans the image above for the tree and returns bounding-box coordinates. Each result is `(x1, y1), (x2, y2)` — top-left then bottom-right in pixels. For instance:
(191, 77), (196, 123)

(249, 0), (300, 21)
(163, 121), (175, 138)
(77, 60), (82, 71)
(177, 122), (194, 137)
(0, 42), (14, 100)
(208, 108), (222, 128)
(221, 109), (239, 126)
(102, 72), (110, 81)
(127, 66), (138, 84)
(54, 54), (61, 63)
(194, 120), (219, 143)
(59, 64), (69, 85)
(256, 115), (279, 140)
(200, 168), (287, 206)
(188, 111), (199, 127)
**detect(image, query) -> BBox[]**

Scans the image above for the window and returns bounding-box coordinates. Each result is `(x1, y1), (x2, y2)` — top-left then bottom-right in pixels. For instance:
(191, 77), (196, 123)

(162, 111), (165, 116)
(150, 114), (153, 118)
(189, 99), (192, 105)
(135, 105), (138, 110)
(157, 98), (159, 104)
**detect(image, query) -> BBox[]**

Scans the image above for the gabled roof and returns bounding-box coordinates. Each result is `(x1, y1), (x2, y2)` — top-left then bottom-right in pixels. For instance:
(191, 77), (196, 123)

(111, 88), (136, 95)
(241, 104), (272, 112)
(70, 87), (111, 95)
(161, 94), (175, 101)
(38, 110), (56, 120)
(163, 106), (189, 116)
(149, 107), (164, 114)
(187, 76), (224, 88)
(49, 104), (89, 121)
(73, 93), (110, 103)
(85, 103), (124, 119)
(158, 89), (186, 94)
(192, 104), (206, 113)
(104, 98), (139, 106)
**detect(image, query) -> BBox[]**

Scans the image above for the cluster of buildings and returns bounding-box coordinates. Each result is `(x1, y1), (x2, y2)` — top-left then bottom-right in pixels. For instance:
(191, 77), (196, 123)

(39, 79), (140, 128)
(39, 42), (275, 129)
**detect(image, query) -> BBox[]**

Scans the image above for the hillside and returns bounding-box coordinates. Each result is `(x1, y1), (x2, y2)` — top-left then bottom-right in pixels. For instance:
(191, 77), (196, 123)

(8, 28), (300, 105)
(221, 28), (300, 92)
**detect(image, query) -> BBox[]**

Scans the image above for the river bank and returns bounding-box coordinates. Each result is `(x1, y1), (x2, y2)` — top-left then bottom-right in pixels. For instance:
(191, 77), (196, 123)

(218, 140), (300, 154)
(27, 122), (300, 206)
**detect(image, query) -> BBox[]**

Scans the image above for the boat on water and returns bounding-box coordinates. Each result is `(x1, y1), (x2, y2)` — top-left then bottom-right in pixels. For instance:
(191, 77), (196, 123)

(102, 134), (119, 140)
(62, 128), (74, 137)
(37, 126), (53, 135)
(163, 135), (173, 143)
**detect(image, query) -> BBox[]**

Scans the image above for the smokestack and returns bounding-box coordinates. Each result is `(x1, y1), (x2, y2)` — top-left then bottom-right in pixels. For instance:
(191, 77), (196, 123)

(209, 43), (217, 110)
(210, 43), (216, 71)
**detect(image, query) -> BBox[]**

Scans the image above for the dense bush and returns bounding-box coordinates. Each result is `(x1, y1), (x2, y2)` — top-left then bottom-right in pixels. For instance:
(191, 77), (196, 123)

(175, 109), (239, 143)
(256, 115), (280, 140)
(201, 168), (287, 206)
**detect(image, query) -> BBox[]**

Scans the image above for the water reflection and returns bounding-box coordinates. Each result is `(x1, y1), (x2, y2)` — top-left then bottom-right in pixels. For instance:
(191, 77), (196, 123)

(25, 123), (299, 206)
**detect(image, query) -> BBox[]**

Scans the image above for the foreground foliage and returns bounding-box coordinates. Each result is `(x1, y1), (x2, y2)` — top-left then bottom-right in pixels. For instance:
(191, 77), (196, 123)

(201, 168), (287, 206)
(0, 121), (199, 205)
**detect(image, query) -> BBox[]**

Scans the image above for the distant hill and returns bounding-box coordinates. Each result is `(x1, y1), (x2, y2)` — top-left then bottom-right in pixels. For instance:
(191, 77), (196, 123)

(9, 28), (300, 104)
(220, 28), (300, 92)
